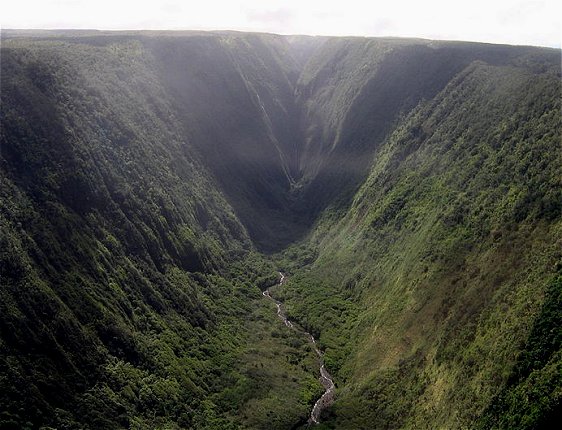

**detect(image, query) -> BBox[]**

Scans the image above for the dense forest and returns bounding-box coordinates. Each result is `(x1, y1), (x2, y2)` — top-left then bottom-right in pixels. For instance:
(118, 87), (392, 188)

(1, 30), (560, 429)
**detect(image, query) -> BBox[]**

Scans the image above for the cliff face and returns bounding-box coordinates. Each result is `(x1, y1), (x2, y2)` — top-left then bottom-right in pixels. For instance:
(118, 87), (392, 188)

(1, 30), (560, 429)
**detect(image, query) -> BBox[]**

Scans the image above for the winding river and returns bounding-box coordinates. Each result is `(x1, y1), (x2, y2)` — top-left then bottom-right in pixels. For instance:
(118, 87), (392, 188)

(262, 272), (335, 425)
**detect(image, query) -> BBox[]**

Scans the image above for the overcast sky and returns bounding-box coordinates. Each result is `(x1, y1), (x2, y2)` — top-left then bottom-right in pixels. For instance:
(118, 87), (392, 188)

(2, 0), (561, 48)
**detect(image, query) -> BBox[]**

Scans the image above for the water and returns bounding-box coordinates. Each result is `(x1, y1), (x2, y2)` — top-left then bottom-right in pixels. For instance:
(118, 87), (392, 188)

(262, 272), (335, 425)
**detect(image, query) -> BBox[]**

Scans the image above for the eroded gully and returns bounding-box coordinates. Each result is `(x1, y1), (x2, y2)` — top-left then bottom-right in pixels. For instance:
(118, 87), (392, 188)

(262, 272), (335, 425)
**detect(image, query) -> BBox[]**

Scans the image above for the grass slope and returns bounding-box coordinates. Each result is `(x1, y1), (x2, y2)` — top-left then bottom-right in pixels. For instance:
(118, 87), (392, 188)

(278, 57), (562, 429)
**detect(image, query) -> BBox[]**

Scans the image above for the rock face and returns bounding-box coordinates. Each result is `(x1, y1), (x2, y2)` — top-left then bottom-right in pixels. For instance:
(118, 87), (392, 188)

(1, 30), (560, 429)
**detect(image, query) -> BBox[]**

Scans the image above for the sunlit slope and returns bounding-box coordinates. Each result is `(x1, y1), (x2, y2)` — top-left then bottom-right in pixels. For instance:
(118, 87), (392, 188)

(292, 38), (561, 224)
(280, 57), (562, 429)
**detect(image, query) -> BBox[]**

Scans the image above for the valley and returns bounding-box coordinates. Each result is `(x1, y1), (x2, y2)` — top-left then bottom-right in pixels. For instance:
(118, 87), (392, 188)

(0, 30), (560, 429)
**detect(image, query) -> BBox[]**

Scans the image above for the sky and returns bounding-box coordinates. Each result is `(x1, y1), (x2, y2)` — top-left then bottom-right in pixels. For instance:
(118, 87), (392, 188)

(2, 0), (561, 48)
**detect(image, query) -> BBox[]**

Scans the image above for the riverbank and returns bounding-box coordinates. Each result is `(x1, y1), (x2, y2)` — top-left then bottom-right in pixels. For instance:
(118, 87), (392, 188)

(262, 273), (335, 425)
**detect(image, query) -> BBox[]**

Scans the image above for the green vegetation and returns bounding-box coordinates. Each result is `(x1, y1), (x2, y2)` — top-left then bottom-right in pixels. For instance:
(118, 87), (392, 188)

(476, 274), (562, 429)
(277, 58), (562, 428)
(0, 34), (320, 429)
(1, 30), (560, 429)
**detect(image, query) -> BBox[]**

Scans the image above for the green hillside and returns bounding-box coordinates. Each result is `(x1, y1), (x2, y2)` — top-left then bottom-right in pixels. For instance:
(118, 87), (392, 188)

(0, 34), (320, 429)
(277, 56), (562, 428)
(1, 30), (560, 429)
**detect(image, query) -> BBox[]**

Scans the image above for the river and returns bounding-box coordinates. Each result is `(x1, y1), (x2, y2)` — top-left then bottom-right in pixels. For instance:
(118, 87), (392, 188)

(262, 272), (335, 425)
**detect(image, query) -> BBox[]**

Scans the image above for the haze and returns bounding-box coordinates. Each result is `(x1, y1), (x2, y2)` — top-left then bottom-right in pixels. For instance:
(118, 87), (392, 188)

(2, 0), (561, 48)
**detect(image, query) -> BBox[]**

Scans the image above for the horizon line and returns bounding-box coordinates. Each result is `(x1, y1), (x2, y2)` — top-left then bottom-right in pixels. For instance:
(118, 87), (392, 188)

(2, 28), (560, 50)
